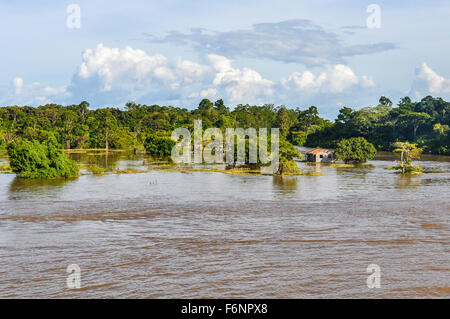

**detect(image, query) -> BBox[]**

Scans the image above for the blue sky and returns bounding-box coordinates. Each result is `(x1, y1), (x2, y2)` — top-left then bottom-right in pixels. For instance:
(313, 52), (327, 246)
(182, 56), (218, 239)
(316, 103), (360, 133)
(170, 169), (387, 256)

(1, 0), (450, 118)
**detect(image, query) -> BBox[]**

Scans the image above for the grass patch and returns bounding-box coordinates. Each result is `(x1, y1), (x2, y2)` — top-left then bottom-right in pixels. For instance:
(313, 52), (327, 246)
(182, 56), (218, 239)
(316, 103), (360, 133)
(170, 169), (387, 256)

(302, 171), (324, 176)
(149, 165), (264, 176)
(330, 163), (374, 168)
(116, 168), (147, 174)
(149, 165), (304, 176)
(0, 162), (13, 173)
(64, 148), (126, 154)
(422, 171), (450, 175)
(386, 165), (423, 174)
(86, 164), (107, 175)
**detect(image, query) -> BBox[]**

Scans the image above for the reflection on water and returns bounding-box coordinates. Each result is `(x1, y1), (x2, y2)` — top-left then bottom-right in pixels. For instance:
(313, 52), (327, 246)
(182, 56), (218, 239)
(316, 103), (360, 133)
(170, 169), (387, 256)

(70, 150), (123, 172)
(272, 176), (298, 193)
(0, 149), (449, 298)
(8, 176), (76, 196)
(396, 174), (422, 189)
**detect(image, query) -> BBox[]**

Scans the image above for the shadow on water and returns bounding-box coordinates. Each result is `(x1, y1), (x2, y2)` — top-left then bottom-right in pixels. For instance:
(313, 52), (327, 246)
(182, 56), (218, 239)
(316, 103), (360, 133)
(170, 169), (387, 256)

(272, 176), (299, 193)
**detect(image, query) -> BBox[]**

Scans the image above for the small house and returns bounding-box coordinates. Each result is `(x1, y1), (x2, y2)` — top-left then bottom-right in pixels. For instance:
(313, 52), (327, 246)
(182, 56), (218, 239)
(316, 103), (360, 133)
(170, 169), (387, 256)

(306, 148), (334, 163)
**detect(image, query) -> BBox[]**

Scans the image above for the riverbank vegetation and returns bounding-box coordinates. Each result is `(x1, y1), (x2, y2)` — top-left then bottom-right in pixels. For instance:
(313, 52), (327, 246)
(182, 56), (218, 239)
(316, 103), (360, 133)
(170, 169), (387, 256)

(0, 95), (448, 154)
(0, 95), (448, 177)
(299, 96), (450, 155)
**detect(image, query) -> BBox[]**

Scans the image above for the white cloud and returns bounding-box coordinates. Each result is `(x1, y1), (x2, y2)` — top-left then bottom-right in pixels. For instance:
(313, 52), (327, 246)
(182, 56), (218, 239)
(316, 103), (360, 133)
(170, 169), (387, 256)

(2, 44), (379, 109)
(0, 77), (69, 106)
(13, 77), (23, 94)
(200, 88), (218, 98)
(417, 63), (450, 94)
(281, 64), (373, 94)
(208, 54), (274, 104)
(78, 44), (176, 91)
(361, 75), (376, 88)
(174, 58), (212, 83)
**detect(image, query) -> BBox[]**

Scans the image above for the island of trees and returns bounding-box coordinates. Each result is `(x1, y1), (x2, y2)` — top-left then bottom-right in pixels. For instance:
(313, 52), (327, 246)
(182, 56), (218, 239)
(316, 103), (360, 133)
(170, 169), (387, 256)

(0, 95), (448, 177)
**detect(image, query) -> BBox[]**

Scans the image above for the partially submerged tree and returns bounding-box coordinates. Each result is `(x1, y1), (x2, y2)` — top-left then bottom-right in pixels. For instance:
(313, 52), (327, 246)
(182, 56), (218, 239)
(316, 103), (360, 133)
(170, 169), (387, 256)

(335, 137), (377, 163)
(7, 135), (79, 178)
(275, 139), (302, 175)
(144, 133), (176, 157)
(392, 141), (423, 174)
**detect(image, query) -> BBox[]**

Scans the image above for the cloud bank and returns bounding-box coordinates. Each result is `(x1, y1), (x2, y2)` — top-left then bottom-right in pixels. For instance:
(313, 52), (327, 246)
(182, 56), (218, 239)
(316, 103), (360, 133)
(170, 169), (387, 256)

(2, 43), (449, 118)
(150, 19), (396, 66)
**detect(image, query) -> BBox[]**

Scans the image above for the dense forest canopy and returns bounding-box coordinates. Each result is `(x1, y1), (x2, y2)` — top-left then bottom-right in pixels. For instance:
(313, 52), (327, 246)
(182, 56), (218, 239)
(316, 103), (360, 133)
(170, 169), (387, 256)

(0, 95), (449, 155)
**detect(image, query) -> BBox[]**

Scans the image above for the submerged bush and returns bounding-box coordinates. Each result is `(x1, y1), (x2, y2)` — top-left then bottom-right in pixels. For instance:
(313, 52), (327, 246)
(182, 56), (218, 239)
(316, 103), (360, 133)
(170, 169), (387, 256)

(144, 134), (176, 157)
(389, 164), (423, 174)
(87, 164), (106, 175)
(275, 139), (302, 175)
(335, 137), (377, 163)
(7, 136), (79, 178)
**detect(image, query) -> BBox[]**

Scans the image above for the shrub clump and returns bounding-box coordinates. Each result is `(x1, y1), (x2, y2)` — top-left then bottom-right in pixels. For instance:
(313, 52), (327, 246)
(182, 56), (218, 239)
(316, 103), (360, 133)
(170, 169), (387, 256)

(275, 139), (302, 176)
(144, 133), (176, 157)
(87, 164), (106, 175)
(7, 136), (79, 178)
(335, 137), (377, 163)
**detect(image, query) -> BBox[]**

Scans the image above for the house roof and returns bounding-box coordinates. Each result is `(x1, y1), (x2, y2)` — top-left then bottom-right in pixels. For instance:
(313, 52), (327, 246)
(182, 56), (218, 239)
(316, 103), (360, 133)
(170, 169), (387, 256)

(307, 148), (328, 155)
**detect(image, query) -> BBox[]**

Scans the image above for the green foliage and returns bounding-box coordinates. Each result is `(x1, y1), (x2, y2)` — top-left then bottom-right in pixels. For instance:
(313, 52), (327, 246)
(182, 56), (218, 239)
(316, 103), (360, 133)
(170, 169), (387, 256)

(392, 141), (423, 174)
(289, 130), (307, 146)
(306, 96), (450, 155)
(0, 95), (448, 157)
(144, 133), (176, 157)
(276, 158), (301, 175)
(390, 164), (422, 174)
(275, 139), (302, 175)
(87, 164), (106, 175)
(7, 136), (79, 178)
(335, 137), (377, 163)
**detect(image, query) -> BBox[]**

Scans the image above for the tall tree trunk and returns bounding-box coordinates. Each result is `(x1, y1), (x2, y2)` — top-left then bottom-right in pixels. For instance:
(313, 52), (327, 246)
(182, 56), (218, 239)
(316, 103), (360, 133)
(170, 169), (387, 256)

(401, 151), (406, 174)
(105, 130), (109, 151)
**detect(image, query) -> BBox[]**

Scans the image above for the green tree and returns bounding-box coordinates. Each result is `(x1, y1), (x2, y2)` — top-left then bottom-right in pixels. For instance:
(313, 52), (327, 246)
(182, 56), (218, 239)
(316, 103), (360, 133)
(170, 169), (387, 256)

(7, 136), (79, 178)
(392, 141), (423, 174)
(198, 99), (213, 111)
(274, 106), (294, 138)
(95, 109), (117, 150)
(379, 96), (393, 107)
(335, 137), (377, 163)
(276, 139), (302, 175)
(144, 133), (176, 157)
(398, 111), (431, 139)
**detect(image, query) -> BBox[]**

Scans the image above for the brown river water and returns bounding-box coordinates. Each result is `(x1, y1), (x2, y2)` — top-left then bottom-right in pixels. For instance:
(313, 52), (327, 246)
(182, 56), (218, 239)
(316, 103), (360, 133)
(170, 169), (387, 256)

(0, 148), (449, 298)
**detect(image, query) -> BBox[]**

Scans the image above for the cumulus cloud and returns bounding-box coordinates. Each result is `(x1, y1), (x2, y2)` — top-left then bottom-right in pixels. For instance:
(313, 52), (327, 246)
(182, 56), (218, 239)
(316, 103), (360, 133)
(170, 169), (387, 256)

(408, 63), (450, 101)
(13, 77), (24, 94)
(0, 77), (69, 106)
(208, 54), (274, 104)
(77, 44), (176, 91)
(2, 44), (380, 110)
(174, 58), (212, 83)
(68, 44), (215, 105)
(150, 19), (396, 66)
(416, 63), (450, 94)
(67, 44), (277, 106)
(281, 64), (373, 94)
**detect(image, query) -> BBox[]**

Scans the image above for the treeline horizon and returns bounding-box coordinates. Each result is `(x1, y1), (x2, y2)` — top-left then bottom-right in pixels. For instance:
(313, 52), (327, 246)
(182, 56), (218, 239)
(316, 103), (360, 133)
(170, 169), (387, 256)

(0, 95), (449, 155)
